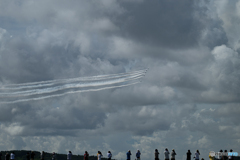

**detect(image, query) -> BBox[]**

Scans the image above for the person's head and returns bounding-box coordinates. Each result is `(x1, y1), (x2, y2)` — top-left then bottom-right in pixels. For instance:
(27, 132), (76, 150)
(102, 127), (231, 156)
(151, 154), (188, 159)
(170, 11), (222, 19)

(201, 158), (204, 160)
(224, 150), (227, 152)
(42, 151), (44, 154)
(108, 151), (110, 153)
(188, 150), (191, 152)
(137, 150), (140, 152)
(128, 150), (131, 153)
(85, 151), (87, 154)
(69, 151), (71, 153)
(155, 149), (158, 151)
(165, 148), (168, 151)
(230, 149), (233, 152)
(98, 151), (100, 154)
(220, 150), (223, 152)
(196, 150), (199, 153)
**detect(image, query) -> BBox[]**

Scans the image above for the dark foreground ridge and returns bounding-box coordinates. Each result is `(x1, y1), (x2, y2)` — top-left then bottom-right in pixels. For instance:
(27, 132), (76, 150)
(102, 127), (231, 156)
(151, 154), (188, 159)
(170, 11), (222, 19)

(0, 150), (112, 160)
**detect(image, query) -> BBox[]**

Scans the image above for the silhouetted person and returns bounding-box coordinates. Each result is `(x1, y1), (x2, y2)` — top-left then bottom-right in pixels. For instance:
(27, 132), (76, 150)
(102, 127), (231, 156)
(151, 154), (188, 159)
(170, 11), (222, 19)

(171, 149), (176, 160)
(164, 148), (170, 160)
(67, 151), (72, 160)
(5, 153), (10, 160)
(84, 151), (89, 160)
(187, 150), (192, 160)
(26, 152), (30, 160)
(0, 152), (2, 160)
(155, 149), (159, 160)
(30, 151), (35, 160)
(126, 150), (131, 160)
(107, 151), (112, 160)
(41, 151), (45, 160)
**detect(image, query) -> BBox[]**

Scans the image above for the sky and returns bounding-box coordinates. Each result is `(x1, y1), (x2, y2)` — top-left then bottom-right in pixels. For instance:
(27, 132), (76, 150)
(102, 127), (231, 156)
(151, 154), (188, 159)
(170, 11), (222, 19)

(0, 0), (240, 160)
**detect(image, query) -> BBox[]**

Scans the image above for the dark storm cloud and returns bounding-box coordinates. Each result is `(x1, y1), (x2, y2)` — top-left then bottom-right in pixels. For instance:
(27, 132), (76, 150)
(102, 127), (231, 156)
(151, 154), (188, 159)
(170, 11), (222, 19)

(0, 0), (240, 160)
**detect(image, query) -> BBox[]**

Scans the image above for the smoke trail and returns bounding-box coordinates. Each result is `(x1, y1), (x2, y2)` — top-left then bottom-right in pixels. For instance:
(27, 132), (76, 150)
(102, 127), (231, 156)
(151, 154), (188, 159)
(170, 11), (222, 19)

(0, 69), (147, 90)
(0, 69), (147, 103)
(0, 73), (144, 97)
(1, 69), (147, 88)
(0, 81), (141, 104)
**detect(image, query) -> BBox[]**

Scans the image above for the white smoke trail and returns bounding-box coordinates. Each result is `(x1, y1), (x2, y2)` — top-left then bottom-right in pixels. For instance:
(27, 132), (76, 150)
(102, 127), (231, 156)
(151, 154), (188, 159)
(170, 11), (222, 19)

(1, 69), (147, 89)
(0, 81), (141, 104)
(0, 70), (146, 91)
(0, 69), (147, 103)
(0, 73), (144, 97)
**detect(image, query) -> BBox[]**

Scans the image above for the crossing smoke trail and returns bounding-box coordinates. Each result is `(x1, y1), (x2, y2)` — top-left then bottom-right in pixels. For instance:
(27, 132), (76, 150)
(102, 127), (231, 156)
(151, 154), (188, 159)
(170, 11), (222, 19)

(0, 69), (147, 104)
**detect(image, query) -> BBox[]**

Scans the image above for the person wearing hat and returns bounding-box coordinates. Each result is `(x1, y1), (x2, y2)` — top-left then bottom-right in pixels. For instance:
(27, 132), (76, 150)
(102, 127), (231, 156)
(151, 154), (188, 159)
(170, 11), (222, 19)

(171, 149), (176, 160)
(209, 151), (215, 160)
(155, 149), (159, 160)
(126, 150), (131, 160)
(136, 150), (141, 160)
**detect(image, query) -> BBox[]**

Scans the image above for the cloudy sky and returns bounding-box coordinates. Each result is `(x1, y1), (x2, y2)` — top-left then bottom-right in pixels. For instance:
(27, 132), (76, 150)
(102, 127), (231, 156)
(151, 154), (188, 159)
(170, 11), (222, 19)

(1, 0), (240, 160)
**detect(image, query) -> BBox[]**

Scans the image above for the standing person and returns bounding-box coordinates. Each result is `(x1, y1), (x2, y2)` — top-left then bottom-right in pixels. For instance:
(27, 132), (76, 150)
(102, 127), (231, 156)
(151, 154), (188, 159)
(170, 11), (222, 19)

(26, 152), (30, 160)
(41, 151), (45, 160)
(67, 151), (72, 160)
(30, 151), (35, 160)
(171, 149), (176, 160)
(84, 151), (89, 160)
(126, 150), (131, 160)
(52, 152), (56, 160)
(107, 151), (112, 160)
(5, 153), (10, 160)
(194, 150), (200, 160)
(97, 151), (102, 160)
(155, 149), (159, 160)
(217, 150), (223, 160)
(136, 150), (141, 160)
(209, 151), (215, 160)
(223, 150), (228, 160)
(228, 149), (233, 160)
(10, 152), (15, 160)
(187, 150), (192, 160)
(164, 148), (170, 160)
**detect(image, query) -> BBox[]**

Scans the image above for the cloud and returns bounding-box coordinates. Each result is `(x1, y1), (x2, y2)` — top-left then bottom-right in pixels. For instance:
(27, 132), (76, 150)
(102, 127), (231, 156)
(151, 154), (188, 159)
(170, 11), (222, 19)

(1, 0), (240, 160)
